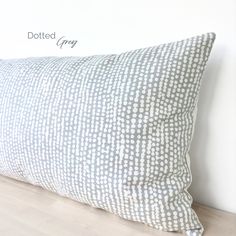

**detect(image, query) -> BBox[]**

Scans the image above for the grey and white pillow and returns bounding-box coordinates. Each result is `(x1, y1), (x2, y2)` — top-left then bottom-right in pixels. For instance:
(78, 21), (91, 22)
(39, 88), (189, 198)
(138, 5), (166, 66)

(0, 33), (215, 235)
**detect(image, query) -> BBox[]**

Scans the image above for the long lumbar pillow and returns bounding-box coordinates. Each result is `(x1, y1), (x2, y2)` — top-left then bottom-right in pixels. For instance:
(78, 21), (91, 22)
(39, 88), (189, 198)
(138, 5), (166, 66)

(0, 33), (215, 235)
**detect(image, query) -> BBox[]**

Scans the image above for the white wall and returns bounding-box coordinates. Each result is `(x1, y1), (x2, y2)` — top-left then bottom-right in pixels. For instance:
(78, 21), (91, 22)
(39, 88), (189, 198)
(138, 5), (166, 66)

(0, 0), (236, 213)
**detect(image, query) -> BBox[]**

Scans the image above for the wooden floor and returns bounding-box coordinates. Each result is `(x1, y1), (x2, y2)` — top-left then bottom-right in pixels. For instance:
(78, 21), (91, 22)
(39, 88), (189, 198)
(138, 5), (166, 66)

(0, 175), (235, 236)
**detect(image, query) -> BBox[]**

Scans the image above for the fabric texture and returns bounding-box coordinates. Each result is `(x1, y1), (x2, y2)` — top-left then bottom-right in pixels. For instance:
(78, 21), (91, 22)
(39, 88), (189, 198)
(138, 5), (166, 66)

(0, 33), (215, 235)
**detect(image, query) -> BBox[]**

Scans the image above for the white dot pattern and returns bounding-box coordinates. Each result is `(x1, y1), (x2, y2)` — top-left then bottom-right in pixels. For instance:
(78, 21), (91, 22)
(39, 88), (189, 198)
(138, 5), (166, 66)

(0, 33), (215, 235)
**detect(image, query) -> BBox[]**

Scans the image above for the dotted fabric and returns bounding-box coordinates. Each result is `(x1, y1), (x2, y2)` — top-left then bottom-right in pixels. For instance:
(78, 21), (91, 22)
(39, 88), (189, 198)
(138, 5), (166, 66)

(0, 33), (215, 234)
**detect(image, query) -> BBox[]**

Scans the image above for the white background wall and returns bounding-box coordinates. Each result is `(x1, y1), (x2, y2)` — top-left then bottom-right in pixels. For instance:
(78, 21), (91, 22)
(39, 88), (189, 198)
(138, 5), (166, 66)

(0, 0), (235, 213)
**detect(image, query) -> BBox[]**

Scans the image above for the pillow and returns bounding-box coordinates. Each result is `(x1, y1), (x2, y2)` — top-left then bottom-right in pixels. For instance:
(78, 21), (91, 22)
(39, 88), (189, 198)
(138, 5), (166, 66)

(0, 33), (215, 235)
